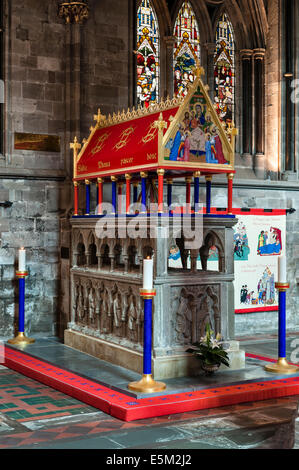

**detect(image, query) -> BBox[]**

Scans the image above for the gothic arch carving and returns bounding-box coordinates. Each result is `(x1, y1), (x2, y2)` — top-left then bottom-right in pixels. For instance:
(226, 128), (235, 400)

(200, 230), (225, 271)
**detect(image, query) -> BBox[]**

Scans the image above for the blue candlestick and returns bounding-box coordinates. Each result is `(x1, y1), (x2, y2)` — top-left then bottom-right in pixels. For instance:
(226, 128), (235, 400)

(111, 179), (117, 214)
(143, 298), (153, 375)
(85, 181), (90, 215)
(167, 180), (172, 214)
(8, 271), (35, 345)
(128, 288), (166, 393)
(206, 177), (212, 214)
(141, 175), (147, 213)
(194, 175), (200, 212)
(18, 277), (25, 333)
(264, 283), (298, 373)
(278, 290), (286, 359)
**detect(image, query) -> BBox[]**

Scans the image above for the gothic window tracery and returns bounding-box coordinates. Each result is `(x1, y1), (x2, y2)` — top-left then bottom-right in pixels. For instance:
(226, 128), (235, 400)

(214, 12), (235, 127)
(173, 1), (200, 98)
(136, 0), (160, 108)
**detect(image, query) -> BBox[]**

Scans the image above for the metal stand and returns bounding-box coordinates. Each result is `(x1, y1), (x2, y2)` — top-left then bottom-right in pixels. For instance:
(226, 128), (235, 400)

(265, 282), (298, 374)
(8, 271), (35, 345)
(128, 289), (166, 393)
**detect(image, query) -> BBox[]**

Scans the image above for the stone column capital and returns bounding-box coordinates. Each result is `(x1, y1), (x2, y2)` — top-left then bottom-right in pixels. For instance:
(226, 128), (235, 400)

(240, 49), (254, 60)
(253, 48), (266, 60)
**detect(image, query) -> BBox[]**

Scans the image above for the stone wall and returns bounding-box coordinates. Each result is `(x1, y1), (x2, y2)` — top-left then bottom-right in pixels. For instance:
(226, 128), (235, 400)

(80, 0), (132, 137)
(0, 177), (61, 337)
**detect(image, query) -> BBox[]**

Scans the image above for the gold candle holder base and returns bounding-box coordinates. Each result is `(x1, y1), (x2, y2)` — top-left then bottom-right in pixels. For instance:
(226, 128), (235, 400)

(128, 374), (166, 393)
(264, 357), (298, 374)
(7, 332), (35, 345)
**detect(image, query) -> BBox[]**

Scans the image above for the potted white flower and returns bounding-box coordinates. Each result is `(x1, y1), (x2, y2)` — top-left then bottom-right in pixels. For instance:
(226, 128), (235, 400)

(186, 324), (230, 375)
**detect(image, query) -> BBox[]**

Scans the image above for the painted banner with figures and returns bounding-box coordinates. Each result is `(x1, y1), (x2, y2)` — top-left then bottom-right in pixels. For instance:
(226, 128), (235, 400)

(233, 209), (286, 313)
(168, 209), (287, 314)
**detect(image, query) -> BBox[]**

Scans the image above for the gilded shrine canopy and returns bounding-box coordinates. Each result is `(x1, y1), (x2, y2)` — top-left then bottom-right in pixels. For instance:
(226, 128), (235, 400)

(73, 68), (237, 181)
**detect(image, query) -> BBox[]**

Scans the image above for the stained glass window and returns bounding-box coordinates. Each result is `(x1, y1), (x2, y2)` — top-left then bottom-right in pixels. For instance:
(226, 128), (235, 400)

(173, 1), (200, 98)
(136, 0), (160, 108)
(214, 13), (235, 126)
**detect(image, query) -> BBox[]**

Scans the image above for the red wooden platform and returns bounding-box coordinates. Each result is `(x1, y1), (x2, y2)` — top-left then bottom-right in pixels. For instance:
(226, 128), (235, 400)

(4, 345), (299, 422)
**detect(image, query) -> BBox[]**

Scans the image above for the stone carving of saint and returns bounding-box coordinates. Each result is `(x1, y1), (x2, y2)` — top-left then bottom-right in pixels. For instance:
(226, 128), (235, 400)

(101, 289), (109, 333)
(198, 295), (215, 338)
(113, 293), (122, 336)
(88, 288), (96, 325)
(176, 295), (192, 344)
(127, 297), (137, 342)
(77, 285), (84, 321)
(74, 284), (81, 322)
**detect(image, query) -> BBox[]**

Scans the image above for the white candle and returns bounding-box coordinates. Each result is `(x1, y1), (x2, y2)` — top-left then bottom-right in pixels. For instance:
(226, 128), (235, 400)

(143, 257), (153, 290)
(18, 247), (26, 272)
(278, 255), (287, 283)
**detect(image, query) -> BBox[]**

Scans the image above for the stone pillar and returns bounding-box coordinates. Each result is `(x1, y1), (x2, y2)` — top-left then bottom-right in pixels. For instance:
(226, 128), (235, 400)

(204, 42), (216, 101)
(164, 36), (176, 98)
(253, 49), (266, 179)
(58, 1), (89, 178)
(240, 49), (253, 167)
(282, 0), (295, 178)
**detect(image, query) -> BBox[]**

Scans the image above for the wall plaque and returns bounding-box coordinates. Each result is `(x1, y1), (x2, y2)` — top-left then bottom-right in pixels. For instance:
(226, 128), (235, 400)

(14, 133), (61, 152)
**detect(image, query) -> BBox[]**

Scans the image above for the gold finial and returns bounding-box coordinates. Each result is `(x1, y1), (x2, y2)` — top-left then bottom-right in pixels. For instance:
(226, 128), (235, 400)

(154, 113), (168, 132)
(94, 108), (106, 127)
(70, 136), (81, 151)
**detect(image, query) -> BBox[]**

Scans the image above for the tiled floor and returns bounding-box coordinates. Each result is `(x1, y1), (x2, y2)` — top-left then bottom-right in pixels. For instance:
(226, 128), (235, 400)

(0, 334), (298, 449)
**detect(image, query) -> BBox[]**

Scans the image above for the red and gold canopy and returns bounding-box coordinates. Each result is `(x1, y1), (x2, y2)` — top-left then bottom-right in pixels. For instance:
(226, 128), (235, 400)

(72, 68), (237, 181)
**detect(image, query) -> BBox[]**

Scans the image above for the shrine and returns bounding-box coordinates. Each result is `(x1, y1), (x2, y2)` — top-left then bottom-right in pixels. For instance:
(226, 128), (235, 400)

(65, 67), (244, 379)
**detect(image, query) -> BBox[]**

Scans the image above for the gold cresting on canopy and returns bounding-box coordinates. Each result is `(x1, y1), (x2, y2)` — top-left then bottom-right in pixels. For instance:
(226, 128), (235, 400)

(70, 67), (238, 181)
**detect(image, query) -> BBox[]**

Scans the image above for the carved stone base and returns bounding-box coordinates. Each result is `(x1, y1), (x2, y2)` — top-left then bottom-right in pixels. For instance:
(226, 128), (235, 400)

(64, 329), (246, 380)
(219, 341), (246, 371)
